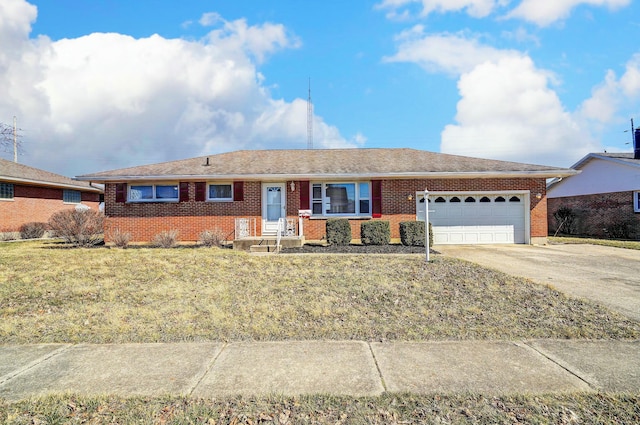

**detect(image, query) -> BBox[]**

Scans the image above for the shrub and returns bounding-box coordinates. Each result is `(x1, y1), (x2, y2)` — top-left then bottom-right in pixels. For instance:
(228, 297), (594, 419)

(152, 230), (179, 248)
(48, 209), (105, 247)
(110, 229), (132, 248)
(360, 220), (390, 245)
(0, 232), (19, 241)
(605, 220), (633, 240)
(19, 222), (48, 239)
(326, 219), (351, 245)
(199, 228), (225, 247)
(400, 221), (434, 247)
(553, 206), (577, 235)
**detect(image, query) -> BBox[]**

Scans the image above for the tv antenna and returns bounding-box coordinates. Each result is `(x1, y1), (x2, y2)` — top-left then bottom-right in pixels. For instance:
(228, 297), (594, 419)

(307, 78), (313, 149)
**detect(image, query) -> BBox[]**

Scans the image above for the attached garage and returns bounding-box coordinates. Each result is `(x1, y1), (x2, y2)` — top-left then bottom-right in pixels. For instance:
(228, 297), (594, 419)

(417, 192), (529, 244)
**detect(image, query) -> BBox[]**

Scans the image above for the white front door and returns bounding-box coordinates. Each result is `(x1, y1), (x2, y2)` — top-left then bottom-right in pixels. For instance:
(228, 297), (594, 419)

(262, 183), (286, 235)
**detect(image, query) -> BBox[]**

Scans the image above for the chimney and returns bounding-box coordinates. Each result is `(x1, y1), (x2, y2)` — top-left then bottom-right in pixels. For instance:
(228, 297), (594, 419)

(635, 128), (640, 160)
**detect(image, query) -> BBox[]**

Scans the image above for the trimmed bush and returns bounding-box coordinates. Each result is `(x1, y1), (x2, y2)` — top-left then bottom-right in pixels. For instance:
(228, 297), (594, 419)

(19, 222), (48, 239)
(48, 209), (105, 247)
(360, 220), (390, 245)
(152, 230), (179, 248)
(199, 228), (225, 247)
(326, 218), (351, 245)
(400, 221), (434, 247)
(110, 229), (132, 248)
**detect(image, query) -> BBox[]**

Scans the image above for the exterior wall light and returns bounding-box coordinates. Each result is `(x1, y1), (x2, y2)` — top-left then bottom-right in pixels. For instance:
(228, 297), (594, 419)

(290, 181), (296, 192)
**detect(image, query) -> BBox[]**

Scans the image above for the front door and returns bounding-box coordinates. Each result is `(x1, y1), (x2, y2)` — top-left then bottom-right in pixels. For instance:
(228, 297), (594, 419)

(262, 183), (286, 235)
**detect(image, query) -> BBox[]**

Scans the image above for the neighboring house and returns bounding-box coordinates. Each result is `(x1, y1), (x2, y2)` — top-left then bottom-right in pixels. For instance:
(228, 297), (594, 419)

(547, 130), (640, 239)
(0, 158), (103, 234)
(76, 148), (575, 246)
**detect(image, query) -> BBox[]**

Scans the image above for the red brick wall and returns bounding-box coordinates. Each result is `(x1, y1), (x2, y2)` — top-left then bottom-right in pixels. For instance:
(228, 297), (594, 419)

(548, 191), (640, 239)
(0, 184), (101, 232)
(301, 178), (547, 241)
(104, 181), (261, 242)
(105, 178), (547, 243)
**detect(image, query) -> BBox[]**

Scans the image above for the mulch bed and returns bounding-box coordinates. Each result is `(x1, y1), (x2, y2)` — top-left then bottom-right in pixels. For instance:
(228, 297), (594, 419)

(281, 244), (438, 254)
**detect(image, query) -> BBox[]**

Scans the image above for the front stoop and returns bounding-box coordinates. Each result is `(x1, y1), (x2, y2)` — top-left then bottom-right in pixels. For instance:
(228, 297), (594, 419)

(233, 237), (304, 252)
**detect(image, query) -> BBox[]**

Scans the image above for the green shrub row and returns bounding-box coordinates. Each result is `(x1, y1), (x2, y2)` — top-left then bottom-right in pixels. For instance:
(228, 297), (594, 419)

(325, 219), (433, 246)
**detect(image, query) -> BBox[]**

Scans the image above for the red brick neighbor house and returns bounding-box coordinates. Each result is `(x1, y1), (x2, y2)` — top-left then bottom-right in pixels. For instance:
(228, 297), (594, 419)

(547, 130), (640, 239)
(76, 148), (576, 247)
(0, 158), (103, 235)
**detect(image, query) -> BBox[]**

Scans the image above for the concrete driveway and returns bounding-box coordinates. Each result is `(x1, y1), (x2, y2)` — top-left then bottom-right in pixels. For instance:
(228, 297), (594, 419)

(437, 244), (640, 322)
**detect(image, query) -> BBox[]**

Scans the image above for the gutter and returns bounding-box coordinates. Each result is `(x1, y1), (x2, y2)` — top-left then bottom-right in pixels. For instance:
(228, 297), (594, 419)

(75, 169), (579, 183)
(3, 176), (103, 192)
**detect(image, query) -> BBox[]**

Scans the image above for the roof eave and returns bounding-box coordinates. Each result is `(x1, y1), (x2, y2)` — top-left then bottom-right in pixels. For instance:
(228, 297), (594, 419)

(2, 176), (103, 193)
(76, 169), (578, 183)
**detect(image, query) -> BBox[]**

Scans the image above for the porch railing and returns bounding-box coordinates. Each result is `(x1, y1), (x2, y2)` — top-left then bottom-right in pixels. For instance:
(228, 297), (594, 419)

(235, 218), (257, 238)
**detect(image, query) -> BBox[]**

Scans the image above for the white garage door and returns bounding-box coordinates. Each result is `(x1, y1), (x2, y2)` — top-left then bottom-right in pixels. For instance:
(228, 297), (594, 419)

(416, 193), (528, 244)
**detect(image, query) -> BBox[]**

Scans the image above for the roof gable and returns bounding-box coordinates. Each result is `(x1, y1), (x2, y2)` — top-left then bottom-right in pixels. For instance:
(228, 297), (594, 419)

(77, 148), (576, 181)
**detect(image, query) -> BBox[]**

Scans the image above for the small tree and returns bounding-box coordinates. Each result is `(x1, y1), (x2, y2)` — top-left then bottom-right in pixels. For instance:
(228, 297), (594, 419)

(48, 209), (105, 247)
(553, 206), (577, 236)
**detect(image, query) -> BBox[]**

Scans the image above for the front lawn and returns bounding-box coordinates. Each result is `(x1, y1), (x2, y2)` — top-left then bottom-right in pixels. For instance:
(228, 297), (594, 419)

(1, 240), (638, 344)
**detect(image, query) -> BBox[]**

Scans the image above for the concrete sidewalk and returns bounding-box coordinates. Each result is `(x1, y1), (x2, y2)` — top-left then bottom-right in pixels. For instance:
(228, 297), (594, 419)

(1, 340), (638, 401)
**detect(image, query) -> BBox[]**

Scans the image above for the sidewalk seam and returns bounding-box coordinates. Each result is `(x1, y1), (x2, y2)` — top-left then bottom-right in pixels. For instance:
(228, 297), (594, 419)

(186, 343), (227, 396)
(0, 344), (73, 386)
(367, 343), (387, 392)
(520, 340), (598, 390)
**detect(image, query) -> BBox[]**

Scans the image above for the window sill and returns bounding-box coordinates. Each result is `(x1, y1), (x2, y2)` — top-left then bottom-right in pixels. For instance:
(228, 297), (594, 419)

(309, 215), (373, 220)
(126, 200), (179, 203)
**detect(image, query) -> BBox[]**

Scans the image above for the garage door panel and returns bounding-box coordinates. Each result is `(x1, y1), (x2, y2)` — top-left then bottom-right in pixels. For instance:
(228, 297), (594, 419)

(424, 193), (527, 245)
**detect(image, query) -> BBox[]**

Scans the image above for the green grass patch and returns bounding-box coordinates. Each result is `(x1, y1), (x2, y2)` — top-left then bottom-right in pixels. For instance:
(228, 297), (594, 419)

(549, 236), (640, 250)
(1, 393), (639, 424)
(1, 241), (639, 343)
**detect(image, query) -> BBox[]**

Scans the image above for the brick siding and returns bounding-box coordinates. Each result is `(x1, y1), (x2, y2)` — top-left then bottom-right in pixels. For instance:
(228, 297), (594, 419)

(105, 178), (547, 243)
(548, 191), (640, 239)
(0, 184), (101, 232)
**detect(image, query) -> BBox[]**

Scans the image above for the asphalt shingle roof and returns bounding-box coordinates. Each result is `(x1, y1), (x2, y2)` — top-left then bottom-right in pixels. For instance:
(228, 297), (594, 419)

(77, 148), (577, 181)
(1, 158), (102, 192)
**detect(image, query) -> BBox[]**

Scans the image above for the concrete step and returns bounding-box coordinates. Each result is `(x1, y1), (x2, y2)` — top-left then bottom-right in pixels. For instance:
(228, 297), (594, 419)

(234, 237), (304, 251)
(249, 244), (280, 253)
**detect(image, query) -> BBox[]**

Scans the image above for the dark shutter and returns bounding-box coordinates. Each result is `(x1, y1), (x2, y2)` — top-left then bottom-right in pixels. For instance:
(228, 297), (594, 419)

(115, 183), (127, 203)
(195, 182), (206, 202)
(179, 182), (189, 202)
(371, 180), (382, 218)
(233, 181), (244, 201)
(299, 181), (310, 210)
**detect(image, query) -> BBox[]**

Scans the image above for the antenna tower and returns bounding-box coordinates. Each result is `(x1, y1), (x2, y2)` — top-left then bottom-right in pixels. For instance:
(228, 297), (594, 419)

(307, 78), (313, 149)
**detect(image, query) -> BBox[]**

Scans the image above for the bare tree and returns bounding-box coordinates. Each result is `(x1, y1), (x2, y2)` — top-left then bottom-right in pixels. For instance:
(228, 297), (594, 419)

(0, 120), (24, 159)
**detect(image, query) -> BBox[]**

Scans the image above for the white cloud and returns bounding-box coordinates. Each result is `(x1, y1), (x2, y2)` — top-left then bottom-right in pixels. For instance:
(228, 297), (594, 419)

(0, 0), (352, 176)
(383, 27), (520, 76)
(387, 30), (597, 165)
(506, 0), (631, 27)
(375, 0), (506, 19)
(441, 56), (595, 166)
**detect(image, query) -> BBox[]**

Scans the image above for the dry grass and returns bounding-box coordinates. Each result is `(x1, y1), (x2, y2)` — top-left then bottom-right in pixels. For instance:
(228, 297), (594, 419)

(1, 393), (639, 424)
(549, 236), (640, 250)
(1, 240), (639, 344)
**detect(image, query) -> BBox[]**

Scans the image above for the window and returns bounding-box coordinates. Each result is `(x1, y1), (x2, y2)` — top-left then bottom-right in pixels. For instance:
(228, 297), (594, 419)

(129, 184), (178, 202)
(0, 183), (14, 199)
(450, 196), (461, 203)
(495, 196), (506, 202)
(465, 196), (476, 203)
(63, 189), (81, 203)
(509, 196), (521, 202)
(435, 197), (446, 203)
(311, 182), (370, 216)
(208, 184), (233, 201)
(635, 191), (640, 213)
(480, 196), (491, 203)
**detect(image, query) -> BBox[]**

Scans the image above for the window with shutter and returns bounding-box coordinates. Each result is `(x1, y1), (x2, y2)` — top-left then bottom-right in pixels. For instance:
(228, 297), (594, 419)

(179, 182), (189, 202)
(371, 180), (382, 218)
(195, 182), (206, 201)
(115, 183), (127, 203)
(233, 181), (244, 201)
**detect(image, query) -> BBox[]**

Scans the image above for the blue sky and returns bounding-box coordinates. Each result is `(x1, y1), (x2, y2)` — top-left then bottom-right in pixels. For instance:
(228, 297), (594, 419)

(1, 0), (639, 176)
